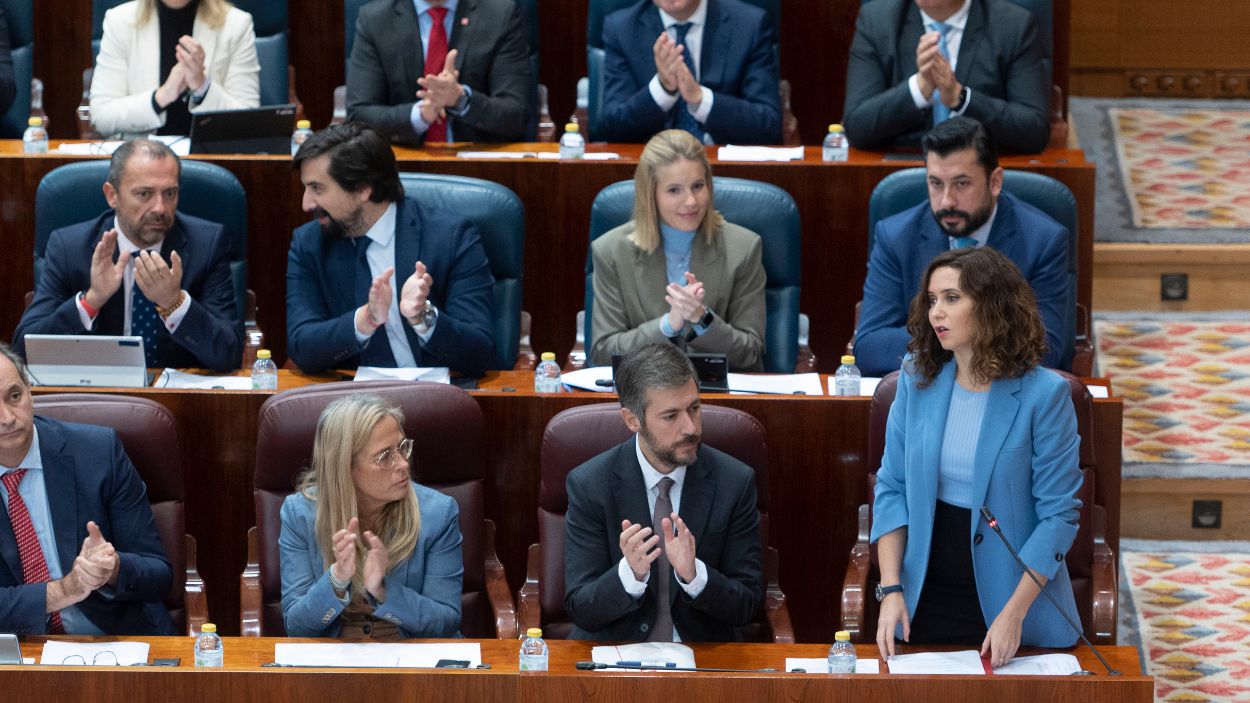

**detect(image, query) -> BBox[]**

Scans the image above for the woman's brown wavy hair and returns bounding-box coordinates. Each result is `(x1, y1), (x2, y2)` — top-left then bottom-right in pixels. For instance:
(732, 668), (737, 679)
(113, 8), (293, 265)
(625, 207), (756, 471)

(904, 247), (1046, 387)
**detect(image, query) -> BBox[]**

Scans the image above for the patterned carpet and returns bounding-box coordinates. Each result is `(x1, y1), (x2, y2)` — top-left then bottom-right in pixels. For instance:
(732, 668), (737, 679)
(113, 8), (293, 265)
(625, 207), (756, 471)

(1070, 97), (1250, 243)
(1121, 540), (1250, 703)
(1094, 313), (1250, 478)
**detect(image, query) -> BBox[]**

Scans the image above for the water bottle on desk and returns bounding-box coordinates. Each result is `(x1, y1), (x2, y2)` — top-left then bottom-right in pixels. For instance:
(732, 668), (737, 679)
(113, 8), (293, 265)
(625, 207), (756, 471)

(251, 349), (278, 390)
(822, 124), (848, 163)
(534, 352), (562, 393)
(834, 355), (861, 396)
(828, 630), (856, 673)
(519, 627), (548, 671)
(23, 117), (48, 155)
(559, 123), (584, 159)
(194, 623), (224, 668)
(291, 119), (314, 156)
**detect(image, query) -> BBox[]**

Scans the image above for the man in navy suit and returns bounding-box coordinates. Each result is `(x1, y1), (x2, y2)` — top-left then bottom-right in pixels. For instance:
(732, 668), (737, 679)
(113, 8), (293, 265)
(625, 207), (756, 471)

(287, 122), (495, 375)
(855, 117), (1068, 376)
(596, 0), (781, 145)
(0, 344), (174, 636)
(13, 140), (242, 371)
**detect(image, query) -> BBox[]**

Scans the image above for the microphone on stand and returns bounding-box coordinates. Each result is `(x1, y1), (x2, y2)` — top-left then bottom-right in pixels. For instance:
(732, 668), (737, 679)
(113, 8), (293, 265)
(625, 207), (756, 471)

(575, 661), (780, 673)
(978, 506), (1120, 676)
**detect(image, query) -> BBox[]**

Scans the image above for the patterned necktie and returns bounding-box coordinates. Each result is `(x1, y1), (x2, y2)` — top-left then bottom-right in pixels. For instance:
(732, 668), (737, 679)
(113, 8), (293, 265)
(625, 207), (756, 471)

(671, 23), (705, 143)
(131, 283), (167, 368)
(424, 6), (450, 143)
(930, 22), (953, 126)
(2, 470), (65, 634)
(952, 235), (977, 249)
(647, 476), (676, 642)
(353, 237), (396, 367)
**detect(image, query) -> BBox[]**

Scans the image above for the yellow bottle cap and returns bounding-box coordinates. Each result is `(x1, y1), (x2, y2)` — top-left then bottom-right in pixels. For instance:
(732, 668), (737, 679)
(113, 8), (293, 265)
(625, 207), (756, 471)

(541, 352), (556, 361)
(841, 355), (855, 365)
(834, 630), (851, 641)
(296, 119), (311, 130)
(257, 349), (272, 360)
(27, 117), (42, 127)
(828, 123), (844, 132)
(201, 623), (217, 633)
(564, 123), (579, 133)
(526, 627), (543, 638)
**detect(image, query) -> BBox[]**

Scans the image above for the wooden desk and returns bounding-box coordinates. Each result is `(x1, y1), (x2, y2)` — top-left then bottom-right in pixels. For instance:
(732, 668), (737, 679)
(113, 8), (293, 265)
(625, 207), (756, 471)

(0, 143), (1094, 371)
(32, 371), (1123, 645)
(4, 637), (1151, 703)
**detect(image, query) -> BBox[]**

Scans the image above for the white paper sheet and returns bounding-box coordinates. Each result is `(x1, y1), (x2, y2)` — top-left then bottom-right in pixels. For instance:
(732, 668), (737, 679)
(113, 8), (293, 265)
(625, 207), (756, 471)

(591, 642), (696, 671)
(536, 152), (622, 160)
(57, 136), (189, 157)
(716, 145), (805, 162)
(785, 657), (880, 674)
(727, 373), (824, 395)
(353, 366), (450, 384)
(886, 650), (985, 675)
(274, 642), (482, 668)
(992, 653), (1082, 675)
(1086, 384), (1109, 398)
(559, 365), (614, 392)
(41, 641), (150, 666)
(457, 151), (537, 159)
(826, 376), (883, 397)
(154, 369), (253, 390)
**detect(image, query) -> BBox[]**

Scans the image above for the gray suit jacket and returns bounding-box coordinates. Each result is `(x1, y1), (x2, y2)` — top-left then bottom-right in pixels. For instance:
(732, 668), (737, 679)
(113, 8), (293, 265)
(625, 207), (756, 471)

(347, 0), (531, 144)
(842, 0), (1049, 153)
(590, 221), (766, 371)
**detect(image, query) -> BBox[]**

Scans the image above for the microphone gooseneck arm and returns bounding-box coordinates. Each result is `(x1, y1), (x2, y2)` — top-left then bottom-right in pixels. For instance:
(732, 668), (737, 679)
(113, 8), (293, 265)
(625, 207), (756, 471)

(574, 661), (780, 673)
(978, 506), (1121, 676)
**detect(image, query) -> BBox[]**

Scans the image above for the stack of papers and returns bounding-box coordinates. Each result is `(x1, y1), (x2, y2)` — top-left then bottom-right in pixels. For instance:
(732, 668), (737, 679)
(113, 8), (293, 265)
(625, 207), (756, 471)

(785, 657), (880, 674)
(274, 642), (482, 668)
(154, 369), (253, 390)
(884, 650), (1082, 675)
(590, 642), (695, 671)
(41, 641), (150, 666)
(354, 366), (450, 383)
(716, 145), (804, 162)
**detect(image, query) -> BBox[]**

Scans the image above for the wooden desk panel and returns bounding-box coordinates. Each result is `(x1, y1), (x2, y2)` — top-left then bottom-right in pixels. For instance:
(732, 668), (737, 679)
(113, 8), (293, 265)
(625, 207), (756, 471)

(4, 637), (1150, 703)
(32, 371), (1122, 645)
(0, 143), (1093, 373)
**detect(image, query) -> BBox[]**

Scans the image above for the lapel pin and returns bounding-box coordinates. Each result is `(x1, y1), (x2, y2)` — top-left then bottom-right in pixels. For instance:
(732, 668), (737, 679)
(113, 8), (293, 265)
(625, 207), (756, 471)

(461, 17), (469, 25)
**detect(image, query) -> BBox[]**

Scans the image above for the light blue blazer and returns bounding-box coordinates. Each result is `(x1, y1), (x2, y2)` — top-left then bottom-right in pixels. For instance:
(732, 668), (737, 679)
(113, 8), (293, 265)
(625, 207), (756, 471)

(871, 359), (1083, 647)
(278, 483), (464, 638)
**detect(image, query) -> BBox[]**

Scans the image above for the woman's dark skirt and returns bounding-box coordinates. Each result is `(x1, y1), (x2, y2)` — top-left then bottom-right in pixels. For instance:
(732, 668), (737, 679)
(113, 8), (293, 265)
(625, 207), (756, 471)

(907, 500), (989, 645)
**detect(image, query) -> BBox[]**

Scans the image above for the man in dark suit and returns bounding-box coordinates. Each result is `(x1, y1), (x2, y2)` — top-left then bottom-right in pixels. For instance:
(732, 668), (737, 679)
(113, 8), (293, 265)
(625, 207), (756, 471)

(0, 344), (174, 636)
(564, 343), (761, 641)
(842, 0), (1049, 154)
(597, 0), (780, 145)
(287, 122), (495, 376)
(347, 0), (531, 145)
(855, 117), (1068, 377)
(13, 139), (242, 371)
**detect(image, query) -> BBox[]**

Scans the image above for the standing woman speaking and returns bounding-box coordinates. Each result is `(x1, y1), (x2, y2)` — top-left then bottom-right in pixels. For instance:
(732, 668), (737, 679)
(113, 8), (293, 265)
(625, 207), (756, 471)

(872, 246), (1083, 667)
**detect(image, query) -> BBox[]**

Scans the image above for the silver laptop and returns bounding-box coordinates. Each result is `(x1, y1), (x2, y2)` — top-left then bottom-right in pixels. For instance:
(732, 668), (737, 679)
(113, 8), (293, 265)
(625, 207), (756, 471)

(23, 334), (148, 388)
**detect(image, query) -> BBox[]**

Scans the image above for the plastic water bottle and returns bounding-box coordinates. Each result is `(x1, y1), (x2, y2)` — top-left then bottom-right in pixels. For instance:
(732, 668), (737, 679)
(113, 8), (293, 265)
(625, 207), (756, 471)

(194, 623), (224, 668)
(828, 630), (856, 673)
(559, 123), (584, 160)
(22, 117), (48, 155)
(534, 352), (562, 393)
(834, 354), (861, 396)
(251, 349), (278, 390)
(291, 119), (314, 156)
(822, 124), (848, 163)
(519, 627), (548, 671)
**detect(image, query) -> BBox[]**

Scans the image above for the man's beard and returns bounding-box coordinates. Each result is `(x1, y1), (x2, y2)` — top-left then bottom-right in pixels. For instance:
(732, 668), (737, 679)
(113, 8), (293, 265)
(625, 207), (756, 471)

(316, 206), (365, 240)
(932, 198), (994, 237)
(639, 425), (701, 471)
(120, 213), (173, 247)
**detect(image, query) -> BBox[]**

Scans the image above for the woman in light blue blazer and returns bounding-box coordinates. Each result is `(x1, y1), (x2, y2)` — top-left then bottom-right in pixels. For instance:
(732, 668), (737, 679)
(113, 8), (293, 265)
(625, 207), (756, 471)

(279, 394), (463, 638)
(871, 247), (1082, 668)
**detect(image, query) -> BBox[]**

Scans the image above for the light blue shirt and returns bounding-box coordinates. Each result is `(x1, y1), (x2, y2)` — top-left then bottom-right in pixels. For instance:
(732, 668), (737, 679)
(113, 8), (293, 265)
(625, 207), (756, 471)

(0, 426), (101, 634)
(948, 202), (998, 250)
(350, 202), (437, 366)
(408, 0), (471, 140)
(936, 381), (989, 508)
(657, 224), (713, 338)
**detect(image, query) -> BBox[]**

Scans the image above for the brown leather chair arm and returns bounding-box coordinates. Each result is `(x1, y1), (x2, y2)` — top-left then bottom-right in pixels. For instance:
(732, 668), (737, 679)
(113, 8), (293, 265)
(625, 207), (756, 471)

(184, 533), (209, 637)
(763, 546), (795, 643)
(483, 519), (518, 639)
(1071, 302), (1095, 377)
(239, 526), (262, 637)
(536, 84), (557, 143)
(841, 503), (872, 641)
(513, 311), (538, 371)
(516, 543), (542, 634)
(241, 290), (264, 371)
(1090, 505), (1118, 645)
(780, 80), (800, 147)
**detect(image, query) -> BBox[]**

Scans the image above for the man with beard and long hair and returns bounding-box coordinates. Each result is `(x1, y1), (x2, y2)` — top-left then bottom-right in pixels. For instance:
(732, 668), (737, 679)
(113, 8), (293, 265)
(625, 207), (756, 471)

(286, 122), (495, 375)
(563, 342), (762, 641)
(854, 116), (1069, 377)
(14, 139), (242, 371)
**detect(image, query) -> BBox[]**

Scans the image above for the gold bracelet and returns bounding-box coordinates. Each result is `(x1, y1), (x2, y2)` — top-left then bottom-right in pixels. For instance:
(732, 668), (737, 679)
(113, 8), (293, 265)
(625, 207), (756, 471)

(155, 290), (186, 318)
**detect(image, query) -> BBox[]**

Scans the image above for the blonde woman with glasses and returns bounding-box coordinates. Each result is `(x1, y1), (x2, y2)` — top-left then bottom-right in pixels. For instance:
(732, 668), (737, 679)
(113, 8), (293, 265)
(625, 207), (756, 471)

(279, 394), (463, 638)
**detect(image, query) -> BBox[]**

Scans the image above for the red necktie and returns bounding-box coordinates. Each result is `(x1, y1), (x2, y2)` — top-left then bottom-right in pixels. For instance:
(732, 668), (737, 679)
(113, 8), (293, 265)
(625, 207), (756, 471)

(2, 469), (65, 634)
(424, 7), (450, 143)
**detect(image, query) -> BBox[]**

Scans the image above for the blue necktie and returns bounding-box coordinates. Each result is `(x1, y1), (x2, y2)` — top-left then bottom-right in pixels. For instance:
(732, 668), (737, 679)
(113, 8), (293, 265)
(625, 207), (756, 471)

(131, 284), (166, 368)
(672, 23), (705, 143)
(952, 236), (977, 249)
(930, 22), (952, 126)
(353, 237), (396, 367)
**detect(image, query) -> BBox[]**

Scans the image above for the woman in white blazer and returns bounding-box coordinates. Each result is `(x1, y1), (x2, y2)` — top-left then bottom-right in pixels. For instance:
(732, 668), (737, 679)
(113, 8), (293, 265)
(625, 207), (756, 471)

(90, 0), (260, 137)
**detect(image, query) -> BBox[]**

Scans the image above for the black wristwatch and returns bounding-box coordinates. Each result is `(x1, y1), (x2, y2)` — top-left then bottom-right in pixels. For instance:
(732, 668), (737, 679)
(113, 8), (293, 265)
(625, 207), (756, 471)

(952, 86), (970, 112)
(696, 307), (714, 329)
(875, 583), (903, 602)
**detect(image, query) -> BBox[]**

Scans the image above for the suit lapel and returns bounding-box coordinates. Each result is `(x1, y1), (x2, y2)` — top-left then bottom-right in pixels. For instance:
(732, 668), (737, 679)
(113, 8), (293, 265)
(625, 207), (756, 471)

(449, 0), (476, 69)
(633, 244), (670, 320)
(611, 441), (653, 533)
(96, 215), (126, 335)
(955, 0), (986, 85)
(900, 4), (925, 77)
(160, 218), (188, 269)
(678, 454), (714, 562)
(920, 362), (957, 517)
(0, 472), (20, 582)
(971, 375), (1022, 511)
(690, 233), (724, 310)
(985, 193), (1020, 257)
(393, 199), (426, 358)
(393, 0), (424, 83)
(36, 419), (80, 577)
(700, 0), (729, 86)
(918, 208), (949, 269)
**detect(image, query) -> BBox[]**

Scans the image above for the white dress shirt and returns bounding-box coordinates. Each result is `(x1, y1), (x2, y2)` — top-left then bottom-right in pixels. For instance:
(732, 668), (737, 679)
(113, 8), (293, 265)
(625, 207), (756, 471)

(76, 219), (192, 333)
(351, 202), (437, 366)
(647, 0), (715, 127)
(907, 0), (974, 114)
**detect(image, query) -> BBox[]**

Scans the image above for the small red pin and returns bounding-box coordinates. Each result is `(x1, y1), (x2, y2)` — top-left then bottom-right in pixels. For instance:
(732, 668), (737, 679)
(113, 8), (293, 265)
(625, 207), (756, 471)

(461, 17), (469, 25)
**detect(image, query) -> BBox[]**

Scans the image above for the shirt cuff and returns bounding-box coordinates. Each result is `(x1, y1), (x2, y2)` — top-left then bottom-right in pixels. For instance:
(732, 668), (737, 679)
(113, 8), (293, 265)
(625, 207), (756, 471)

(908, 73), (931, 110)
(409, 103), (432, 136)
(659, 313), (681, 338)
(618, 556), (649, 597)
(689, 86), (713, 123)
(161, 291), (192, 332)
(190, 77), (212, 104)
(649, 74), (679, 112)
(951, 87), (973, 116)
(674, 558), (708, 598)
(77, 293), (98, 330)
(412, 315), (437, 343)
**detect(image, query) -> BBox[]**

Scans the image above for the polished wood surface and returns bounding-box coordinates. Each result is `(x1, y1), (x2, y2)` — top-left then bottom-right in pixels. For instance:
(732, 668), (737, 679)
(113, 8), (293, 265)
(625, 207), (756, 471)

(0, 142), (1094, 373)
(3, 637), (1150, 703)
(31, 371), (1122, 645)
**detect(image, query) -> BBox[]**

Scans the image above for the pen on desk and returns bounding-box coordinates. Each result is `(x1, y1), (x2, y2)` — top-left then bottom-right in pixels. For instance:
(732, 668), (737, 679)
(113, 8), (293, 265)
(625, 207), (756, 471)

(616, 660), (677, 668)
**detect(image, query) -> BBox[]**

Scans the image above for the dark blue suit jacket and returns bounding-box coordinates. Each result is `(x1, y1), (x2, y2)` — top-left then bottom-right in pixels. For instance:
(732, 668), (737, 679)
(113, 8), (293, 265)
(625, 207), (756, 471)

(597, 0), (781, 144)
(286, 197), (496, 376)
(854, 191), (1068, 377)
(13, 211), (243, 371)
(0, 417), (175, 635)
